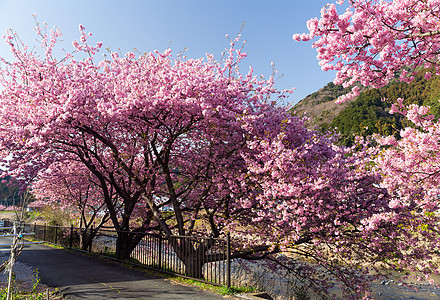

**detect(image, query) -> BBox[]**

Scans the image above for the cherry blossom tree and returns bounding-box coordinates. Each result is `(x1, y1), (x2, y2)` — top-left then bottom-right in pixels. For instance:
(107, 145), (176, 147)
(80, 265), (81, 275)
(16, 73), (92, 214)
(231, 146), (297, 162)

(294, 0), (440, 103)
(31, 159), (115, 250)
(0, 22), (293, 272)
(375, 100), (440, 211)
(238, 118), (391, 298)
(372, 101), (440, 278)
(294, 0), (440, 296)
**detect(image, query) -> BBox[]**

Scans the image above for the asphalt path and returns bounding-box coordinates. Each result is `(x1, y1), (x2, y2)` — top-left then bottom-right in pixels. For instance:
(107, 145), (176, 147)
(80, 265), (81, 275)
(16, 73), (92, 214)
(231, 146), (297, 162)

(0, 237), (230, 299)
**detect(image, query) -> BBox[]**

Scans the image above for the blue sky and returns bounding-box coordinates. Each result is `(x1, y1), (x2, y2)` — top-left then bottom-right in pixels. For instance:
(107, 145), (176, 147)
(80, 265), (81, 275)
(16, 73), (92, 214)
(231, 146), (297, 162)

(0, 0), (338, 105)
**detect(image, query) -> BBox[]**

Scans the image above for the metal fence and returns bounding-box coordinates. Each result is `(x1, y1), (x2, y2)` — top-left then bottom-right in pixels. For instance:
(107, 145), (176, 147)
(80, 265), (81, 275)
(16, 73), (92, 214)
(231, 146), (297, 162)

(11, 221), (231, 287)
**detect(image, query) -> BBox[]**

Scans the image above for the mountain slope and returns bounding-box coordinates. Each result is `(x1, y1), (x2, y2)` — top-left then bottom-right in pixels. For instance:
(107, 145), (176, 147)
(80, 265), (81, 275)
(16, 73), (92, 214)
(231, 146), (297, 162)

(292, 70), (440, 146)
(292, 82), (355, 129)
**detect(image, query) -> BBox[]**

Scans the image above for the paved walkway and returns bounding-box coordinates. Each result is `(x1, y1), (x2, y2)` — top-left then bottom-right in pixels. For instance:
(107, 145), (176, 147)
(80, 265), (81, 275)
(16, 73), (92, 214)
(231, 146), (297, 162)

(0, 237), (231, 299)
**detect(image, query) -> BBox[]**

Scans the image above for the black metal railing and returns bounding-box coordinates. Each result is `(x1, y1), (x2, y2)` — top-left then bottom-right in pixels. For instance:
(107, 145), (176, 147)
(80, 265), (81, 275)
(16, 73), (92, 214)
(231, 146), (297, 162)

(16, 221), (231, 287)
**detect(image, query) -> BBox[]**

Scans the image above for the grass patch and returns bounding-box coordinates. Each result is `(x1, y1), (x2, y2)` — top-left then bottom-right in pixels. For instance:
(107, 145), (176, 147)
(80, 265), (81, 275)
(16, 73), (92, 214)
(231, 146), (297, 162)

(0, 270), (62, 300)
(170, 277), (257, 295)
(23, 238), (64, 250)
(42, 243), (64, 249)
(0, 287), (60, 300)
(218, 285), (258, 295)
(23, 211), (41, 223)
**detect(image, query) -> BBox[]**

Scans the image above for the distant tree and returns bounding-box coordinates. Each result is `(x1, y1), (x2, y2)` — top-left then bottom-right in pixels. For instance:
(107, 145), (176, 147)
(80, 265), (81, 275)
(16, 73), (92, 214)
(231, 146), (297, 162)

(31, 159), (116, 250)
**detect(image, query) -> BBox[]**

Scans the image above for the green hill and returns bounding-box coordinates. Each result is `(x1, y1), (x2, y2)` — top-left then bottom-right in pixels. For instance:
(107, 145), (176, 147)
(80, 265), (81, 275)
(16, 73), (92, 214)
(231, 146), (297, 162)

(293, 69), (440, 146)
(292, 82), (360, 129)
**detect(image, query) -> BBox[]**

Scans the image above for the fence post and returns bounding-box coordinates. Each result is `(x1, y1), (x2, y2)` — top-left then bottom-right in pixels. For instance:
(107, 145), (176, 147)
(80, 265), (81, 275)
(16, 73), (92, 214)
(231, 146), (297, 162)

(158, 234), (163, 270)
(54, 226), (58, 244)
(43, 223), (46, 241)
(33, 222), (36, 234)
(88, 225), (93, 253)
(116, 230), (121, 260)
(226, 233), (231, 289)
(69, 225), (73, 249)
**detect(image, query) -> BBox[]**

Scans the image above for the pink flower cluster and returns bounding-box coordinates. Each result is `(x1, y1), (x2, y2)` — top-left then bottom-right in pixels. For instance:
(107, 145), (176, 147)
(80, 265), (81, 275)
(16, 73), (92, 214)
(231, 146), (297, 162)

(294, 0), (440, 102)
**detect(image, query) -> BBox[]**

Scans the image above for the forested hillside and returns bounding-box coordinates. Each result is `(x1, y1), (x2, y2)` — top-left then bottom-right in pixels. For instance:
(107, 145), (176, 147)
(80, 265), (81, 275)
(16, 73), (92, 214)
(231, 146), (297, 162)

(293, 69), (440, 145)
(292, 82), (357, 129)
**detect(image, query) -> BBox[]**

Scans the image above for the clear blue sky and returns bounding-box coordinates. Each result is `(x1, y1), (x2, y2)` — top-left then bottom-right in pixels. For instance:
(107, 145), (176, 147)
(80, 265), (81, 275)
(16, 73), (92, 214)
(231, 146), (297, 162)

(0, 0), (338, 105)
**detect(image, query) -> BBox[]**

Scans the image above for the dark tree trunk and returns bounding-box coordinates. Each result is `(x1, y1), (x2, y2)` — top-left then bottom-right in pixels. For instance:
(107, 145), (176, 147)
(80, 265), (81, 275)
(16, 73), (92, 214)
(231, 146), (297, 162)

(116, 230), (147, 260)
(169, 236), (212, 279)
(182, 253), (205, 279)
(116, 231), (131, 259)
(79, 227), (96, 251)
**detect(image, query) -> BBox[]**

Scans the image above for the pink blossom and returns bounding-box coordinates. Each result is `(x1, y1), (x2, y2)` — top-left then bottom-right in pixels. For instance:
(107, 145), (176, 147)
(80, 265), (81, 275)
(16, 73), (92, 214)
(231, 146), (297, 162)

(295, 0), (440, 101)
